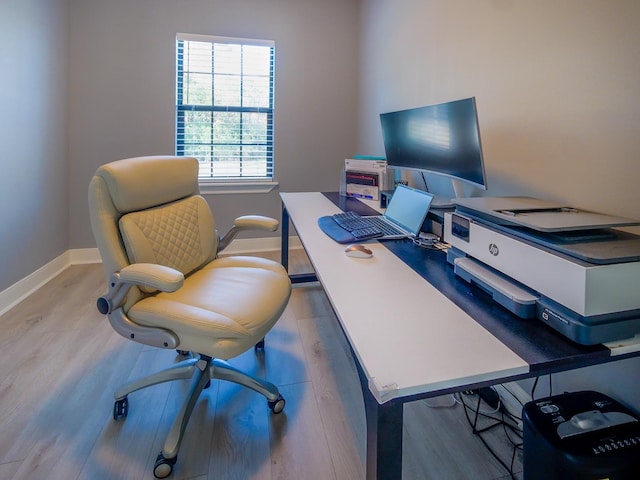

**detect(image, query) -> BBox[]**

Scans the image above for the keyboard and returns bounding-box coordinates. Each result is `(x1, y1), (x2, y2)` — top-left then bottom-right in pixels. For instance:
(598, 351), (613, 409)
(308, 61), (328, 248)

(332, 211), (382, 240)
(331, 211), (405, 240)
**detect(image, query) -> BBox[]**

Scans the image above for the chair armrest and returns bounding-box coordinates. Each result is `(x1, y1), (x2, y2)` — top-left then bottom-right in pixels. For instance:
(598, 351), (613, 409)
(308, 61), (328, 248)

(218, 215), (280, 252)
(234, 215), (279, 231)
(119, 263), (185, 292)
(97, 263), (184, 315)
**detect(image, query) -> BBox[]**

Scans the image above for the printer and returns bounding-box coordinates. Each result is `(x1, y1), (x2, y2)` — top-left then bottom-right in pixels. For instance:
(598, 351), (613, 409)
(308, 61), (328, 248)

(443, 196), (640, 345)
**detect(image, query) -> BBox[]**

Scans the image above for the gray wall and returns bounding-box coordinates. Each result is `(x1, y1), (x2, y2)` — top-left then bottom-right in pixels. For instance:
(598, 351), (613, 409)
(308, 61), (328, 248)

(356, 0), (640, 407)
(68, 0), (360, 248)
(358, 0), (640, 224)
(0, 0), (69, 292)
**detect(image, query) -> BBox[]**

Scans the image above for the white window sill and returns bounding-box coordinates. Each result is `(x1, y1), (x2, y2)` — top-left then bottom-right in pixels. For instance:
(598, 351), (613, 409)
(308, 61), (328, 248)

(198, 180), (279, 195)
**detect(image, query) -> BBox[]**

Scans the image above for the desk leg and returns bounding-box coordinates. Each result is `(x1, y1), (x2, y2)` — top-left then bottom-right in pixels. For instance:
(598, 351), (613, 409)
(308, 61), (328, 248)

(281, 201), (317, 284)
(356, 361), (404, 479)
(281, 203), (290, 271)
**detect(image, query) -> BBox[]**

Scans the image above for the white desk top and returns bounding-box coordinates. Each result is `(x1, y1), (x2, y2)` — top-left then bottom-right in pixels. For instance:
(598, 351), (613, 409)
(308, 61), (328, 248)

(281, 192), (529, 403)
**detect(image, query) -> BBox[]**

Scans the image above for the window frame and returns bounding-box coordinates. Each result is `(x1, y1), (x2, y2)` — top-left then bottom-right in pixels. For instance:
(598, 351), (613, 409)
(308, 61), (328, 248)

(176, 33), (277, 194)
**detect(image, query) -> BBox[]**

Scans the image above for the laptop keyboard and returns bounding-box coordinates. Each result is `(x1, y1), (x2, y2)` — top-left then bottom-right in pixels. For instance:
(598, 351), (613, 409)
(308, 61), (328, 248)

(363, 216), (405, 235)
(332, 211), (404, 240)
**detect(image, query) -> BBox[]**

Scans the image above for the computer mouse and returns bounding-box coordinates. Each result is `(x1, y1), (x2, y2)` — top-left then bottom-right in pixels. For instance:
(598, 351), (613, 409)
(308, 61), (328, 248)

(344, 244), (373, 258)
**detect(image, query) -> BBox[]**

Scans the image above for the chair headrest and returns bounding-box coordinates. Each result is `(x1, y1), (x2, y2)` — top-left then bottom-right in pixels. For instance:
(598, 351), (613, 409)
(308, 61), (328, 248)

(95, 156), (199, 213)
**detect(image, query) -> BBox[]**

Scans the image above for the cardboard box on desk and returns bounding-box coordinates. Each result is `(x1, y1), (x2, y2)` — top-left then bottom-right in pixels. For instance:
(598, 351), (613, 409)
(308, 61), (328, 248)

(344, 158), (388, 201)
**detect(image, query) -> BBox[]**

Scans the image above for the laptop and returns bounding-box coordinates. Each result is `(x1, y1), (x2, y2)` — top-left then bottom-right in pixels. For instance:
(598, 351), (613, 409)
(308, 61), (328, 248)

(320, 185), (434, 242)
(378, 185), (435, 238)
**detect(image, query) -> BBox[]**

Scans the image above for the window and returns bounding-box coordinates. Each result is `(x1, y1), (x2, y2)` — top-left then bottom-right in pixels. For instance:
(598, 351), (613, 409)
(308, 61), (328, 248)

(176, 34), (275, 187)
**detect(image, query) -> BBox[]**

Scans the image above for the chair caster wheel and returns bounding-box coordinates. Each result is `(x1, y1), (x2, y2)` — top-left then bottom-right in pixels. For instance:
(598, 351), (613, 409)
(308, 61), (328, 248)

(113, 397), (128, 420)
(154, 453), (177, 479)
(268, 395), (286, 414)
(254, 339), (265, 352)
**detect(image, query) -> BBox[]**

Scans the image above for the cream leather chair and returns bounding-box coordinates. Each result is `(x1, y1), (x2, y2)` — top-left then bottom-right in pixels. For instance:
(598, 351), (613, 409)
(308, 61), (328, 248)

(88, 156), (292, 478)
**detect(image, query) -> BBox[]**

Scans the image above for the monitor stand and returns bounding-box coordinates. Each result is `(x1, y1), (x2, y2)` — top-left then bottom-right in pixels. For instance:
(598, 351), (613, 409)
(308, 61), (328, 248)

(427, 178), (466, 209)
(430, 196), (456, 209)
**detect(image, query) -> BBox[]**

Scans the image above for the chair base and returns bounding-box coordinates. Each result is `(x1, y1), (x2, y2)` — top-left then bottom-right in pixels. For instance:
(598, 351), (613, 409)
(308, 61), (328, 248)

(112, 353), (284, 478)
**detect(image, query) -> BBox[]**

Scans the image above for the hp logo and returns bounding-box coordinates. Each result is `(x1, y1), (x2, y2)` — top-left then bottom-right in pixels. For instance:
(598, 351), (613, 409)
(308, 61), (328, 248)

(488, 243), (499, 256)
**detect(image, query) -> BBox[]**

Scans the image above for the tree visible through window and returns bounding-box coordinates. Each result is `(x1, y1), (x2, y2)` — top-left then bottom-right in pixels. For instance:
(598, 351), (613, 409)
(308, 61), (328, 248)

(176, 34), (275, 181)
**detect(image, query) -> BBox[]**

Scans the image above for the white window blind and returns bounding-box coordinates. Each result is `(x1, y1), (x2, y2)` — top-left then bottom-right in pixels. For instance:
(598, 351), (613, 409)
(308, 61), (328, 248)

(176, 34), (275, 181)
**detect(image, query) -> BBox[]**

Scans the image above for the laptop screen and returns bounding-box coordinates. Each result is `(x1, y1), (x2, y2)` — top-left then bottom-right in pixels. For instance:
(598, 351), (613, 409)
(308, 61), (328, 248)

(384, 185), (434, 236)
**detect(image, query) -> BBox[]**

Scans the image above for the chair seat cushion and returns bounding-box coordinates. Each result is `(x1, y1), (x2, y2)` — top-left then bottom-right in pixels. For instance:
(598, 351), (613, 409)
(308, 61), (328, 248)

(128, 256), (291, 359)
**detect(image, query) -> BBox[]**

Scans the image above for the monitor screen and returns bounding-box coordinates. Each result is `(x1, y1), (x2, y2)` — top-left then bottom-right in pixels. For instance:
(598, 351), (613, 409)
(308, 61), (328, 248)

(380, 97), (487, 190)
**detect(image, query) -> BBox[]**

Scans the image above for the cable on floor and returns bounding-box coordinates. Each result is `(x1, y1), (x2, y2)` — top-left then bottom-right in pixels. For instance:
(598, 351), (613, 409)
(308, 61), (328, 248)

(457, 390), (523, 480)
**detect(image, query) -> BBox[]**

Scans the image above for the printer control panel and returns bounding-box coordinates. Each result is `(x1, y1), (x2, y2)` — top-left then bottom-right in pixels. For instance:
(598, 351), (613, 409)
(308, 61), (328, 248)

(451, 213), (470, 242)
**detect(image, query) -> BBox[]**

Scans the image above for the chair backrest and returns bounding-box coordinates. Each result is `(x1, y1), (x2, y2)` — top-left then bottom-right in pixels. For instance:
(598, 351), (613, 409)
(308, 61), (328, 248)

(88, 156), (218, 307)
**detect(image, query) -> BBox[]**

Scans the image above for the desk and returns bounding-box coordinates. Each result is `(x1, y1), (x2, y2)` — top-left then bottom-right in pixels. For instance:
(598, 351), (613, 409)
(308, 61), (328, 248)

(280, 192), (640, 480)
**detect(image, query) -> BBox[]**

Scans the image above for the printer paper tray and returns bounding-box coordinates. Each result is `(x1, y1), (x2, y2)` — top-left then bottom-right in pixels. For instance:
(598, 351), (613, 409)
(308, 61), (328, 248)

(454, 255), (640, 345)
(454, 256), (539, 319)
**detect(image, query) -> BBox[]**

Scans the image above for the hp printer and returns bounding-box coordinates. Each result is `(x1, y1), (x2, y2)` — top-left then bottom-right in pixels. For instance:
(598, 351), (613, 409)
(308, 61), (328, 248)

(443, 197), (640, 345)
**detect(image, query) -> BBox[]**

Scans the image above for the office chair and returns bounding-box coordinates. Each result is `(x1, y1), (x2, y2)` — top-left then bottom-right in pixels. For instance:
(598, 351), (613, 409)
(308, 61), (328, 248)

(88, 155), (292, 478)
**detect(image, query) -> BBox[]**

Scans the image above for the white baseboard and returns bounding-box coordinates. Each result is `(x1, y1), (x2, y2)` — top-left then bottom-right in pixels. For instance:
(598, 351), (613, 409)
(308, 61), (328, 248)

(69, 248), (102, 264)
(0, 236), (302, 317)
(0, 251), (72, 317)
(221, 236), (302, 255)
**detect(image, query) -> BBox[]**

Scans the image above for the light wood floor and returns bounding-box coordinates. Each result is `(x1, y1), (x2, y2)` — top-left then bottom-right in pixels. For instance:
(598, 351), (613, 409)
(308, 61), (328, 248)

(0, 249), (522, 480)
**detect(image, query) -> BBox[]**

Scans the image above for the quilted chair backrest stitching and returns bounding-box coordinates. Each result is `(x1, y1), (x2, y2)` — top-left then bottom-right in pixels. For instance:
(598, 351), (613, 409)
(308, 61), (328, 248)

(119, 195), (217, 285)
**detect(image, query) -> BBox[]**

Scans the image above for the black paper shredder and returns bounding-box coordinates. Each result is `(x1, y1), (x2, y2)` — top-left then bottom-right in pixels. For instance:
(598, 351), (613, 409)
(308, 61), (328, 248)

(523, 390), (640, 480)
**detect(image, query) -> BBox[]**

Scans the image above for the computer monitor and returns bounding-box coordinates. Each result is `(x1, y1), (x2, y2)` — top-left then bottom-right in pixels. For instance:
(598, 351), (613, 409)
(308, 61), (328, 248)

(380, 97), (487, 207)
